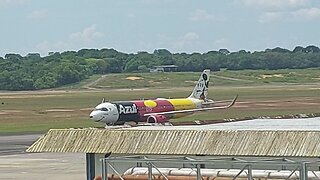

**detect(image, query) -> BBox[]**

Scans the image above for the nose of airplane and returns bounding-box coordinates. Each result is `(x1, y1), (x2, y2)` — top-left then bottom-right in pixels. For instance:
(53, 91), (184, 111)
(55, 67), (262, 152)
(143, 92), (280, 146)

(89, 111), (104, 122)
(89, 111), (97, 120)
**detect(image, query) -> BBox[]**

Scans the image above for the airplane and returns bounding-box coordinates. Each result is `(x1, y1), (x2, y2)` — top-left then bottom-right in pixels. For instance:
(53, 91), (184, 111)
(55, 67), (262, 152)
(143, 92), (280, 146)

(89, 69), (238, 125)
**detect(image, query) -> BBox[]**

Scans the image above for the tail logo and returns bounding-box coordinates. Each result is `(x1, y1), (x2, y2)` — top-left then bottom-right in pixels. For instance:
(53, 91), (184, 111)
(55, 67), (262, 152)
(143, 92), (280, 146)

(189, 69), (210, 100)
(199, 74), (209, 100)
(203, 74), (209, 88)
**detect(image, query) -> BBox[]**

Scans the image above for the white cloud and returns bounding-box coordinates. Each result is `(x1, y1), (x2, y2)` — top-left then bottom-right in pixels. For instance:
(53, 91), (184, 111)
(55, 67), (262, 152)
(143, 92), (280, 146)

(238, 0), (319, 23)
(140, 0), (175, 4)
(214, 38), (228, 45)
(259, 12), (285, 23)
(236, 0), (309, 9)
(292, 7), (320, 20)
(27, 10), (48, 20)
(189, 9), (216, 22)
(69, 24), (104, 42)
(174, 32), (200, 50)
(183, 32), (199, 41)
(259, 8), (320, 23)
(0, 0), (28, 6)
(154, 32), (201, 52)
(36, 41), (50, 51)
(35, 40), (72, 56)
(156, 33), (172, 43)
(0, 0), (26, 3)
(34, 25), (105, 56)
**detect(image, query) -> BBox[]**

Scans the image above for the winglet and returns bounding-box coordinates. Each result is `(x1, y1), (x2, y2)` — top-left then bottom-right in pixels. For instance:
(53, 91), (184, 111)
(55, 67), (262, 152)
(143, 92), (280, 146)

(227, 94), (238, 108)
(208, 94), (238, 110)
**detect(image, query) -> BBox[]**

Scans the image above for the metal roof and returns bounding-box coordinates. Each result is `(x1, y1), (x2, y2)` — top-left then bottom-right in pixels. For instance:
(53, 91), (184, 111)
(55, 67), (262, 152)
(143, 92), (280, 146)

(129, 117), (320, 131)
(27, 128), (320, 157)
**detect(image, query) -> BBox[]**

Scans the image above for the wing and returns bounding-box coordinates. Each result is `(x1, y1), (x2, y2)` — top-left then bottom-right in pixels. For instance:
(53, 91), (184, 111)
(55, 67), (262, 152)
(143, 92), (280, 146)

(144, 95), (238, 117)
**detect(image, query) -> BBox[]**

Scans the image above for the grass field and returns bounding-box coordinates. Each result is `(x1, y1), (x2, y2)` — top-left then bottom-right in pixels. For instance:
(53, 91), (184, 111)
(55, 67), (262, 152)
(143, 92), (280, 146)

(78, 68), (320, 89)
(0, 68), (319, 134)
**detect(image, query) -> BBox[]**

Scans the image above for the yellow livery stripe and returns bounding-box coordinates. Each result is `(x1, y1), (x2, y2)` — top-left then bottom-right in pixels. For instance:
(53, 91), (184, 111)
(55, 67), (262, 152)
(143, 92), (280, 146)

(168, 98), (196, 111)
(144, 100), (157, 108)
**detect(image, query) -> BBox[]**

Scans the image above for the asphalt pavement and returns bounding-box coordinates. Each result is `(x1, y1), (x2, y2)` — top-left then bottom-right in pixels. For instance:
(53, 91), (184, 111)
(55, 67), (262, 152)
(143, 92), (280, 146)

(0, 134), (85, 180)
(0, 134), (41, 156)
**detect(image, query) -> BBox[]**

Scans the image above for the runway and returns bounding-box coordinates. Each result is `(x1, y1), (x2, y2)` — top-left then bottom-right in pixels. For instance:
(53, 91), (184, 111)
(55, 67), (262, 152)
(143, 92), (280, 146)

(0, 134), (41, 156)
(0, 134), (85, 179)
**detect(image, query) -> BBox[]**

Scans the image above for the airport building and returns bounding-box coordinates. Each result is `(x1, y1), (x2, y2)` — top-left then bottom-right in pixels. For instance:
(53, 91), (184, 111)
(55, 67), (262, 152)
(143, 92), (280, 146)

(150, 65), (178, 72)
(27, 117), (320, 180)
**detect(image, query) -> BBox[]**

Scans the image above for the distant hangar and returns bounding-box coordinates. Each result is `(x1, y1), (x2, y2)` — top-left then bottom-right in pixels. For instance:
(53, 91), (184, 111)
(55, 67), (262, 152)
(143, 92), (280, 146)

(27, 117), (320, 180)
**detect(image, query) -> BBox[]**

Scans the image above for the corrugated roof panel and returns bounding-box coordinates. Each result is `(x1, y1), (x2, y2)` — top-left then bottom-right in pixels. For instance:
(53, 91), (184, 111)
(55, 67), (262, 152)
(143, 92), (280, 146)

(27, 129), (320, 157)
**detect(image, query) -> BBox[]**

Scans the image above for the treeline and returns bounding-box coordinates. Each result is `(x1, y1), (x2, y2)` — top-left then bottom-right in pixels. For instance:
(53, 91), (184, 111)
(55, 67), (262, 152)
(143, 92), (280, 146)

(0, 45), (320, 90)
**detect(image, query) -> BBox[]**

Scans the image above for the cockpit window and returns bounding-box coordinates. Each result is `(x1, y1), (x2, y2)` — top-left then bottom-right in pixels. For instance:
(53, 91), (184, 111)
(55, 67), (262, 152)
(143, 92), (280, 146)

(95, 107), (109, 111)
(102, 107), (108, 111)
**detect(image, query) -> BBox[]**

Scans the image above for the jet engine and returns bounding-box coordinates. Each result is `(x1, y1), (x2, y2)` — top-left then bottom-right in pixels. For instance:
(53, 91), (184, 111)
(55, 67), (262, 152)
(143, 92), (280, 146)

(146, 115), (168, 123)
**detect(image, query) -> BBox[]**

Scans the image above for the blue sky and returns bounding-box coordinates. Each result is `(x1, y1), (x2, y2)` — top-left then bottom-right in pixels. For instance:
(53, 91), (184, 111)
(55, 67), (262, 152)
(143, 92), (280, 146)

(1, 0), (320, 57)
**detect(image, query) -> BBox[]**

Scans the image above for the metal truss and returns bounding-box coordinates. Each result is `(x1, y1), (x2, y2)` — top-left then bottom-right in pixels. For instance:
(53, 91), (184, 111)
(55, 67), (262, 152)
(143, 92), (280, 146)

(100, 155), (320, 180)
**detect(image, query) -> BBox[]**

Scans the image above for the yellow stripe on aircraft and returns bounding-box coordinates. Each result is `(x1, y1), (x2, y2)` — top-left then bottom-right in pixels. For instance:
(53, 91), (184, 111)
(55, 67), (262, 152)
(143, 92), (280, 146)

(168, 99), (196, 111)
(144, 100), (157, 108)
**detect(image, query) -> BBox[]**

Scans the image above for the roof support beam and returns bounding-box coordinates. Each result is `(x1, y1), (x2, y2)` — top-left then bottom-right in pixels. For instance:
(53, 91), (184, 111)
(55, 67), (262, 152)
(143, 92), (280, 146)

(86, 153), (95, 180)
(300, 162), (308, 180)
